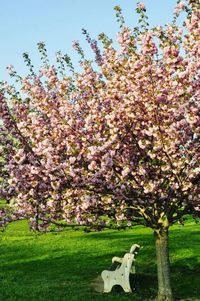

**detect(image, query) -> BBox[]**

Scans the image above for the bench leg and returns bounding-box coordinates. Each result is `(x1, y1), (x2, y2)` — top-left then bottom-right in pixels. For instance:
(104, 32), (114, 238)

(121, 282), (132, 293)
(101, 267), (133, 293)
(103, 283), (112, 293)
(120, 271), (132, 293)
(101, 272), (113, 293)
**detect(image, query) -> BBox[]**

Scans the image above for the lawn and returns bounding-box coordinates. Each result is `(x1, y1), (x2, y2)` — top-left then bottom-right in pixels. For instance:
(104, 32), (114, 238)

(0, 220), (199, 301)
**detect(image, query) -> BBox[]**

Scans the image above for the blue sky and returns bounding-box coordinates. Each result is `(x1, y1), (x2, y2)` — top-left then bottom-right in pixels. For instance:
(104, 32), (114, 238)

(0, 0), (177, 81)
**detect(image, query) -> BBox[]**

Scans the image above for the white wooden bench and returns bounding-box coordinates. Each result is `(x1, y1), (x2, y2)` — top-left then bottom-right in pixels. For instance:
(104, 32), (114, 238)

(101, 244), (140, 293)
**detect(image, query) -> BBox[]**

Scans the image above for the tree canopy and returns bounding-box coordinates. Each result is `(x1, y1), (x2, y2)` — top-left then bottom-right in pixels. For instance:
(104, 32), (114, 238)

(0, 1), (199, 299)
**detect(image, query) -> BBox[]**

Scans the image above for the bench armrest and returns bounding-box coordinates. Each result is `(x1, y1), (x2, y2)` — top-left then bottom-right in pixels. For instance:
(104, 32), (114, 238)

(112, 256), (123, 264)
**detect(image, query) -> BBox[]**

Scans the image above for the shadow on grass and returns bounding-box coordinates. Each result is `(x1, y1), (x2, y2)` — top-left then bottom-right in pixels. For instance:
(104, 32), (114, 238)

(0, 221), (199, 301)
(0, 242), (199, 301)
(171, 257), (200, 301)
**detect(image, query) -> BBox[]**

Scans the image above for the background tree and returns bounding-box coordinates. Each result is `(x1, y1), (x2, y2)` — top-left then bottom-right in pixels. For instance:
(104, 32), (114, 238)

(0, 0), (199, 300)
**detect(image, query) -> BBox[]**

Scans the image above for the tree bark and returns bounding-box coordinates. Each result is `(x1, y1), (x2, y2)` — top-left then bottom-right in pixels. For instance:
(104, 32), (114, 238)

(154, 229), (174, 301)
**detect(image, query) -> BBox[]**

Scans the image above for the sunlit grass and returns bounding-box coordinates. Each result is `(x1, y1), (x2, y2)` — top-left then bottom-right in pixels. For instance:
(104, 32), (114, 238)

(0, 219), (199, 301)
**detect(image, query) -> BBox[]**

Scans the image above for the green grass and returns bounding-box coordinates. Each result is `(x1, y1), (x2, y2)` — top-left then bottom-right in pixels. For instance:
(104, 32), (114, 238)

(0, 220), (199, 301)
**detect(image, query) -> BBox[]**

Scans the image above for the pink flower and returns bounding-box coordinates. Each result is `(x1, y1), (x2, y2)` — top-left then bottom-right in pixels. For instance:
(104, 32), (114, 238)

(177, 2), (186, 10)
(88, 160), (97, 171)
(137, 2), (146, 11)
(175, 2), (186, 15)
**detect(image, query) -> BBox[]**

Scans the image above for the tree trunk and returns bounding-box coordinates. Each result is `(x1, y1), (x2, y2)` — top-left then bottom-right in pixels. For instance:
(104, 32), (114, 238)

(154, 229), (174, 301)
(34, 204), (39, 231)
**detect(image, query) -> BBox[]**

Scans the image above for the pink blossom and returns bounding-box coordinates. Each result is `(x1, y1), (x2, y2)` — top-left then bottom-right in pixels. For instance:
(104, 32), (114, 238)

(137, 2), (146, 11)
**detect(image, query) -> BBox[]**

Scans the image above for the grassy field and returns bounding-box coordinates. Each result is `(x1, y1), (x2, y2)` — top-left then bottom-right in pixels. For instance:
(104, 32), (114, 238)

(0, 220), (199, 301)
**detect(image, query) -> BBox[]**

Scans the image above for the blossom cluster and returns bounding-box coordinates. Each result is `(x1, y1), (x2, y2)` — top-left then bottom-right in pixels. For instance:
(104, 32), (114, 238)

(0, 0), (199, 230)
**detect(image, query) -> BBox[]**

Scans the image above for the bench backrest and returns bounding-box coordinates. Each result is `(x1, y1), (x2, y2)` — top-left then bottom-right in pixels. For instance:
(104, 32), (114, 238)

(129, 244), (140, 256)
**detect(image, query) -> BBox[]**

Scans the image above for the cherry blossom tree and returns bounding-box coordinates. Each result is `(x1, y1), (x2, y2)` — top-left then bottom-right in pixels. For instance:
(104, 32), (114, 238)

(0, 0), (199, 300)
